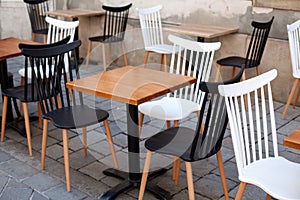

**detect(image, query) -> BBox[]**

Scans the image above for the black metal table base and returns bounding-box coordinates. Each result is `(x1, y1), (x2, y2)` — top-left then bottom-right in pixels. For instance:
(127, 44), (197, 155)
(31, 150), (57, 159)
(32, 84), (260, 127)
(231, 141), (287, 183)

(101, 168), (171, 200)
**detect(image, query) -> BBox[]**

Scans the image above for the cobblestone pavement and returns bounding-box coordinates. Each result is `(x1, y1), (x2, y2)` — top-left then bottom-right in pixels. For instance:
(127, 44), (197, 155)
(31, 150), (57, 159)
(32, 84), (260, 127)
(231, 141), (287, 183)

(0, 57), (299, 200)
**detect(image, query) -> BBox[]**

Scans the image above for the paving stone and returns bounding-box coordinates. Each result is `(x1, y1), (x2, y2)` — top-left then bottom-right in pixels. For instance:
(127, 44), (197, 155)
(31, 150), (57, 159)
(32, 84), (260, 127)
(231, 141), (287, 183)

(43, 184), (87, 200)
(21, 134), (58, 151)
(23, 173), (61, 192)
(277, 120), (300, 136)
(0, 179), (33, 200)
(88, 140), (121, 157)
(79, 161), (109, 181)
(0, 150), (12, 163)
(44, 144), (67, 160)
(31, 192), (49, 200)
(57, 150), (96, 170)
(0, 159), (39, 181)
(47, 128), (77, 142)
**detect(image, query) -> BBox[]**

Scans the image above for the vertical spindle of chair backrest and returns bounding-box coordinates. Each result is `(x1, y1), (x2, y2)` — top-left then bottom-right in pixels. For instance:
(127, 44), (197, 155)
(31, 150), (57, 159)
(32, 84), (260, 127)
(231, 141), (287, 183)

(288, 22), (300, 73)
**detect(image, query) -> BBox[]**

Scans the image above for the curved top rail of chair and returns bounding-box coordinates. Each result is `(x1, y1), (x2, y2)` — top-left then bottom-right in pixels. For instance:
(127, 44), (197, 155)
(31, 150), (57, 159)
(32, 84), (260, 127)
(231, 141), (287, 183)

(45, 16), (79, 28)
(218, 69), (278, 97)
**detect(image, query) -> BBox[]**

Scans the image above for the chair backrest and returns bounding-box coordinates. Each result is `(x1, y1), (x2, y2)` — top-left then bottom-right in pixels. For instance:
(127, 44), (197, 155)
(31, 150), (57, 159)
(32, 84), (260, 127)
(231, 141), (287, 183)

(245, 17), (274, 68)
(167, 34), (220, 107)
(20, 40), (82, 115)
(218, 69), (278, 177)
(24, 0), (49, 34)
(101, 3), (132, 42)
(45, 16), (79, 44)
(137, 5), (165, 49)
(189, 65), (244, 160)
(287, 19), (300, 76)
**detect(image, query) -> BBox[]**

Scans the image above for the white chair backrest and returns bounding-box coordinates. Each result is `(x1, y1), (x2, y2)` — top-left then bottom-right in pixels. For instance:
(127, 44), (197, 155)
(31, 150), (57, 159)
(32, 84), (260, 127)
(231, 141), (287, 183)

(168, 34), (221, 106)
(287, 19), (300, 76)
(218, 69), (278, 176)
(137, 5), (164, 49)
(46, 16), (79, 44)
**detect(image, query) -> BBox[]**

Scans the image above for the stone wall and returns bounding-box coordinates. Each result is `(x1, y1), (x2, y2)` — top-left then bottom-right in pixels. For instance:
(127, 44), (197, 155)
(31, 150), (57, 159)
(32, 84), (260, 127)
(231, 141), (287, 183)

(1, 0), (300, 104)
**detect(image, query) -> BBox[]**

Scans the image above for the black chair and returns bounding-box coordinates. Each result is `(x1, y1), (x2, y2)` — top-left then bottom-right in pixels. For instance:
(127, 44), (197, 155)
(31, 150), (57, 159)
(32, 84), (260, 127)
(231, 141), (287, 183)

(216, 17), (274, 81)
(24, 0), (49, 43)
(85, 3), (132, 70)
(138, 66), (245, 200)
(20, 40), (119, 192)
(0, 36), (71, 157)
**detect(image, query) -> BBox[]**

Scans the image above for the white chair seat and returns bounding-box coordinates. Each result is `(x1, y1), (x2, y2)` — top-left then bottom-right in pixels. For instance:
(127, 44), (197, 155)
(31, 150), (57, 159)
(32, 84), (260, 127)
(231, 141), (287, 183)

(241, 157), (300, 200)
(293, 70), (300, 78)
(138, 97), (200, 121)
(145, 44), (174, 54)
(18, 65), (55, 79)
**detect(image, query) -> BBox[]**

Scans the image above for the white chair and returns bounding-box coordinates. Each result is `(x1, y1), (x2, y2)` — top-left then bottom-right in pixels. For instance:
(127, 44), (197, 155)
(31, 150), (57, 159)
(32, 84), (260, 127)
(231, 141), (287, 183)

(218, 69), (300, 200)
(282, 19), (300, 119)
(18, 16), (79, 79)
(139, 34), (220, 132)
(137, 5), (174, 71)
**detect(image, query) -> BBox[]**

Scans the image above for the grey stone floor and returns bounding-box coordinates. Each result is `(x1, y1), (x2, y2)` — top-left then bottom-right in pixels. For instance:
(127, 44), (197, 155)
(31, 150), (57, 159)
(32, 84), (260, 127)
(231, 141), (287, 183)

(0, 56), (299, 200)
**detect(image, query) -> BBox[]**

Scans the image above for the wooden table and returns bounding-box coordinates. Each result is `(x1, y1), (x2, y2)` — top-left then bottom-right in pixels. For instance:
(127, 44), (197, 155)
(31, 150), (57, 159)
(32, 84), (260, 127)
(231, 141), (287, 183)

(0, 37), (38, 134)
(66, 66), (196, 199)
(283, 128), (300, 150)
(164, 23), (239, 42)
(47, 8), (105, 61)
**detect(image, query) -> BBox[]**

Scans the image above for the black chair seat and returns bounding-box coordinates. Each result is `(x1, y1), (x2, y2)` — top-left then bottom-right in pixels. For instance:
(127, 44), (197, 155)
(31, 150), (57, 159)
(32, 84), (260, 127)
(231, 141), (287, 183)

(43, 105), (109, 129)
(145, 127), (205, 162)
(89, 35), (124, 43)
(3, 85), (39, 102)
(217, 56), (257, 68)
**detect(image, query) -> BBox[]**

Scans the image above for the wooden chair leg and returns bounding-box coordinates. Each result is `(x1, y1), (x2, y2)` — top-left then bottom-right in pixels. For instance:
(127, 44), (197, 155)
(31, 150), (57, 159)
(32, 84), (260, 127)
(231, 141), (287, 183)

(85, 40), (92, 70)
(214, 64), (222, 81)
(138, 150), (152, 200)
(216, 151), (229, 200)
(103, 120), (119, 169)
(38, 104), (43, 129)
(256, 65), (261, 75)
(102, 44), (107, 71)
(163, 54), (168, 72)
(122, 41), (128, 66)
(231, 66), (236, 78)
(185, 162), (195, 200)
(23, 103), (33, 157)
(266, 194), (272, 200)
(108, 43), (112, 66)
(235, 182), (247, 200)
(159, 54), (164, 71)
(32, 33), (36, 42)
(1, 96), (8, 142)
(143, 51), (150, 67)
(282, 78), (299, 119)
(41, 119), (48, 170)
(62, 129), (71, 192)
(43, 34), (47, 44)
(292, 82), (300, 108)
(166, 120), (171, 128)
(173, 157), (181, 185)
(82, 127), (87, 156)
(139, 112), (144, 137)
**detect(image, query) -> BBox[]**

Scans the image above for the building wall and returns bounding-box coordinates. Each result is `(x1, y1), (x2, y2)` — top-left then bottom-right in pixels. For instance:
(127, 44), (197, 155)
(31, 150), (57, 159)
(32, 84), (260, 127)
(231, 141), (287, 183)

(1, 0), (300, 104)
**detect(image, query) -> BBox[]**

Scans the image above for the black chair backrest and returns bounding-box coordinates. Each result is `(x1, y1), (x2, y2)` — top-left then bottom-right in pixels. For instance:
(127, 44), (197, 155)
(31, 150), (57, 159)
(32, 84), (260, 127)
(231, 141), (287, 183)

(20, 40), (82, 115)
(245, 16), (274, 68)
(189, 65), (245, 160)
(19, 35), (70, 49)
(102, 3), (132, 42)
(24, 0), (49, 34)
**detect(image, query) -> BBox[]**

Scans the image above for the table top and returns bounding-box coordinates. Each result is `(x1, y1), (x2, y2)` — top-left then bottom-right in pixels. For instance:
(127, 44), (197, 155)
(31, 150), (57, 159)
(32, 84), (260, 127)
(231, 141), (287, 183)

(0, 37), (38, 61)
(66, 66), (196, 105)
(47, 8), (105, 18)
(164, 24), (239, 39)
(283, 128), (300, 150)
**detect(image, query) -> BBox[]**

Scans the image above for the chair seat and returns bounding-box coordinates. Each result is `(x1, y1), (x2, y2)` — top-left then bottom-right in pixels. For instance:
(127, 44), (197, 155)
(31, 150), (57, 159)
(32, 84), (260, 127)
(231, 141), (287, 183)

(241, 157), (300, 200)
(145, 44), (174, 54)
(138, 97), (200, 121)
(216, 56), (257, 69)
(145, 127), (205, 161)
(293, 70), (300, 78)
(43, 105), (109, 129)
(89, 35), (124, 43)
(3, 85), (39, 102)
